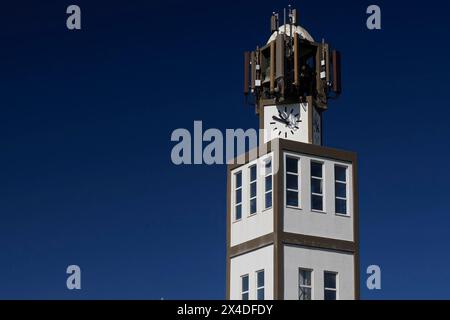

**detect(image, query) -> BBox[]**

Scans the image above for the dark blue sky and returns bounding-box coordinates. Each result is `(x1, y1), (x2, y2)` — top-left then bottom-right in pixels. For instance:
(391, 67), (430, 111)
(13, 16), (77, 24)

(1, 0), (449, 299)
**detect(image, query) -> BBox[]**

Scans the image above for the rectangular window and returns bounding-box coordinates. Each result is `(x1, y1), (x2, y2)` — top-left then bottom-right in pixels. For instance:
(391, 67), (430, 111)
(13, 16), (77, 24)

(234, 171), (242, 221)
(241, 274), (249, 300)
(324, 272), (337, 300)
(335, 166), (348, 215)
(299, 269), (312, 300)
(286, 156), (300, 207)
(311, 161), (324, 211)
(249, 165), (257, 215)
(256, 270), (265, 300)
(264, 158), (272, 209)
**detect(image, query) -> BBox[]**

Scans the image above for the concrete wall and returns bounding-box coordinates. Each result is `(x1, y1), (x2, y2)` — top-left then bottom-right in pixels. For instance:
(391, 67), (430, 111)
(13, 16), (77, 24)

(283, 151), (354, 241)
(230, 245), (274, 300)
(230, 153), (274, 247)
(284, 244), (355, 300)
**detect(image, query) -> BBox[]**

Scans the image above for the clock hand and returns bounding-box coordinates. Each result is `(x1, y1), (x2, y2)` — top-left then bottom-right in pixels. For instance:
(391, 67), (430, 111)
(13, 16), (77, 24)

(280, 111), (288, 120)
(272, 116), (289, 125)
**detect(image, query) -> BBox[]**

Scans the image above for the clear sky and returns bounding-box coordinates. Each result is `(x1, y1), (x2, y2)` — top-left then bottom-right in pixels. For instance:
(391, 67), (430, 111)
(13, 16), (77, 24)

(1, 0), (449, 299)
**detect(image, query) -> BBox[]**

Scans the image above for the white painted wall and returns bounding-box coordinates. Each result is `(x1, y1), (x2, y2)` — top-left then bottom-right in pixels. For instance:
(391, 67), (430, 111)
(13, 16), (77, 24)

(284, 245), (355, 300)
(230, 245), (274, 300)
(283, 151), (354, 242)
(230, 153), (274, 247)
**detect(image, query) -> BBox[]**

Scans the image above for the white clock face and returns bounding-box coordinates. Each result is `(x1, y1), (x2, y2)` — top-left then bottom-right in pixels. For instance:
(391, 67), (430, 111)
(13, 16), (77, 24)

(264, 103), (308, 143)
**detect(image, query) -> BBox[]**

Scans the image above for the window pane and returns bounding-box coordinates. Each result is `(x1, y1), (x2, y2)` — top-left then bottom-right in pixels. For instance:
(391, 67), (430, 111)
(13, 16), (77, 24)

(287, 190), (298, 207)
(235, 189), (242, 204)
(311, 178), (322, 194)
(242, 275), (249, 292)
(235, 204), (242, 220)
(242, 292), (249, 300)
(299, 270), (311, 286)
(257, 288), (264, 300)
(250, 166), (257, 181)
(335, 166), (346, 182)
(335, 199), (347, 214)
(286, 157), (298, 173)
(265, 192), (272, 208)
(324, 272), (336, 289)
(265, 159), (272, 175)
(324, 290), (336, 300)
(250, 182), (257, 198)
(311, 195), (323, 211)
(299, 287), (312, 300)
(257, 271), (264, 287)
(311, 162), (322, 178)
(287, 173), (298, 190)
(250, 198), (257, 214)
(265, 176), (272, 192)
(236, 172), (242, 188)
(335, 182), (346, 198)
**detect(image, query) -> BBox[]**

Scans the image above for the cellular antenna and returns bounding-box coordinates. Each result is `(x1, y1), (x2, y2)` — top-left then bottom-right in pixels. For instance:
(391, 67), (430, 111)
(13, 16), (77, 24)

(271, 12), (279, 33)
(290, 8), (297, 25)
(244, 6), (342, 111)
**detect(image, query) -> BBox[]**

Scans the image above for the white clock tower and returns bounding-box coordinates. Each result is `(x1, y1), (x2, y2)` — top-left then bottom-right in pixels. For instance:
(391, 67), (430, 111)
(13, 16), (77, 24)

(226, 7), (359, 300)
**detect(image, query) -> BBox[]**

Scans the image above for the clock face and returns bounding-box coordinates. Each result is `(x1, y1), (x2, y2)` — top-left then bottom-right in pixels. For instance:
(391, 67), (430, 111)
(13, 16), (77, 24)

(263, 103), (309, 143)
(269, 105), (302, 139)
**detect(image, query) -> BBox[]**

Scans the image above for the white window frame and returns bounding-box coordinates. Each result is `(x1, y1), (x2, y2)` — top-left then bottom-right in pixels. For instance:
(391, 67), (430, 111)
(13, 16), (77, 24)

(310, 160), (325, 212)
(298, 268), (313, 300)
(324, 271), (338, 300)
(256, 269), (265, 300)
(334, 165), (348, 216)
(264, 158), (273, 210)
(234, 171), (242, 221)
(241, 274), (249, 300)
(285, 154), (301, 209)
(249, 164), (257, 216)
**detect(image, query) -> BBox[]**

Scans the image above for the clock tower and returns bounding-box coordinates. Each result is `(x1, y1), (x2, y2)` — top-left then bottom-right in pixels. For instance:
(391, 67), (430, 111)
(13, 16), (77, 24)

(226, 7), (359, 300)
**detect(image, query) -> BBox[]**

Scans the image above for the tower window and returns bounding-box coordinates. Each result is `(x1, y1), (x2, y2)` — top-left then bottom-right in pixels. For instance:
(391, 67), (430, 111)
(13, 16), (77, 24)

(299, 268), (312, 300)
(335, 166), (348, 215)
(249, 165), (257, 215)
(264, 158), (272, 209)
(311, 161), (324, 211)
(241, 274), (249, 300)
(256, 270), (265, 300)
(286, 156), (300, 208)
(234, 171), (242, 221)
(324, 272), (338, 300)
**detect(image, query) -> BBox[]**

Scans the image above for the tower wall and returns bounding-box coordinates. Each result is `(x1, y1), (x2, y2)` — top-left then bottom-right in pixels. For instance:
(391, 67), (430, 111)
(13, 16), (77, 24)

(229, 245), (274, 300)
(283, 245), (355, 300)
(226, 139), (359, 300)
(282, 150), (355, 242)
(229, 152), (275, 247)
